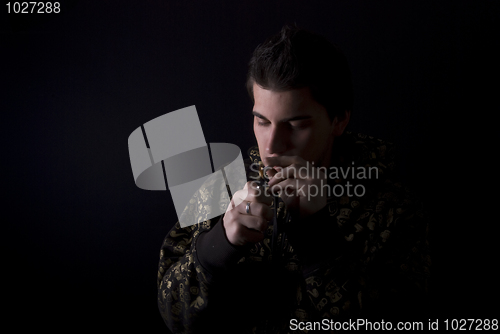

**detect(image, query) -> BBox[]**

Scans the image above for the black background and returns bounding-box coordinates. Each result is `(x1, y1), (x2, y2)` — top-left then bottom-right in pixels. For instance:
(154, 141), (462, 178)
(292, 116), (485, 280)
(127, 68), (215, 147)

(2, 0), (498, 332)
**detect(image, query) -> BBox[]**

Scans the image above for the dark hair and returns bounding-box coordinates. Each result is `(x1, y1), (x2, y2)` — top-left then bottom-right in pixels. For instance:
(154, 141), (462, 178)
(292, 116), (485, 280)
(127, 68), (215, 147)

(246, 25), (353, 121)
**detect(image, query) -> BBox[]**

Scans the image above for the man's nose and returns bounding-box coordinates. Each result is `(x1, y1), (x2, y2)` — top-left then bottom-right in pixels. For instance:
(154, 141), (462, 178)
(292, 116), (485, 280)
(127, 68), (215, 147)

(267, 125), (287, 154)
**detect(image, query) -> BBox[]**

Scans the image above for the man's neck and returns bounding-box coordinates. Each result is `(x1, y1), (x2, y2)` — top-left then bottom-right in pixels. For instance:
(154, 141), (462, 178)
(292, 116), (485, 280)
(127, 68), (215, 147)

(317, 137), (336, 168)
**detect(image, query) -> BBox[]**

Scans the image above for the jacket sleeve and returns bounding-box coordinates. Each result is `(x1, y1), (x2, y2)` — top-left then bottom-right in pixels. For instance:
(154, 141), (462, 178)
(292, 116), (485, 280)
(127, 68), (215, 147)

(157, 213), (249, 333)
(156, 218), (212, 334)
(157, 158), (258, 333)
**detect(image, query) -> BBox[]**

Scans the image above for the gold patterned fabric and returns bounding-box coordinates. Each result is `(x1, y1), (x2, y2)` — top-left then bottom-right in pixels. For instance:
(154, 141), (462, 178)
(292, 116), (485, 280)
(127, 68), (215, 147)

(157, 132), (431, 333)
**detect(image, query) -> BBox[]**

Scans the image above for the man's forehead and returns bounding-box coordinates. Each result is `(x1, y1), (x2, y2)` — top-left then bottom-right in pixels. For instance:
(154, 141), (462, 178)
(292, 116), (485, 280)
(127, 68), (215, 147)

(252, 84), (320, 119)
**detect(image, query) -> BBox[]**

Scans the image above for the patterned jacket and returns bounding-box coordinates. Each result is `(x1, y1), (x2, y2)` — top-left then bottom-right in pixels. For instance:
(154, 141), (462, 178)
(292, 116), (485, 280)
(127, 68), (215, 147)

(157, 132), (431, 333)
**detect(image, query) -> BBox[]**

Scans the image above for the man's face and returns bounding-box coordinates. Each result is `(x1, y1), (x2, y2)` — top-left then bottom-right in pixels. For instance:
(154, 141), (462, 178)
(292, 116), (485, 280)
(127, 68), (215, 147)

(252, 83), (348, 168)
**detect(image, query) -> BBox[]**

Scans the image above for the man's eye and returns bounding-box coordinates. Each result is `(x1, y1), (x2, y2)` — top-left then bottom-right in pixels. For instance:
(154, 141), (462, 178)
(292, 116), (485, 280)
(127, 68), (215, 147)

(257, 121), (270, 126)
(289, 122), (307, 129)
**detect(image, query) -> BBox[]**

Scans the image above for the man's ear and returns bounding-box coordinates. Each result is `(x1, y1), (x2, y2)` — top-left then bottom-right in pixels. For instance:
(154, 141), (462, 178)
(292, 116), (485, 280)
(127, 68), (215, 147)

(331, 110), (351, 137)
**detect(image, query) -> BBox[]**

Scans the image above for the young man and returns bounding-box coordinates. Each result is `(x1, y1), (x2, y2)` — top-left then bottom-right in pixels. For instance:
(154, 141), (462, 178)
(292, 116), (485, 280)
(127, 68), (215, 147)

(157, 25), (430, 333)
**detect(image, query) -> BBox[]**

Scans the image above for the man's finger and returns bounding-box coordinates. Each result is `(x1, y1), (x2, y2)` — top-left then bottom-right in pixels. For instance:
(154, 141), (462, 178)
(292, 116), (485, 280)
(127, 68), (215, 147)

(263, 155), (304, 168)
(268, 163), (308, 187)
(245, 180), (273, 206)
(233, 181), (268, 207)
(263, 166), (278, 180)
(236, 213), (269, 234)
(269, 178), (300, 197)
(235, 199), (273, 220)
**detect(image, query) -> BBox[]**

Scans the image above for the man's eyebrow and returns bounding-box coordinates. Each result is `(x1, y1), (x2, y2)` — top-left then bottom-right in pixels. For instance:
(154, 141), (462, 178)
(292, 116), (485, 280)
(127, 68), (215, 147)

(252, 111), (312, 122)
(252, 111), (268, 120)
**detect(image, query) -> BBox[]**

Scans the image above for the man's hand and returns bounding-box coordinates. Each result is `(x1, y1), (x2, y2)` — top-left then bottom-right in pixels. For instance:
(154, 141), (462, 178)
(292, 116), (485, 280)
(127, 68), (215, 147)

(266, 156), (328, 218)
(223, 181), (273, 247)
